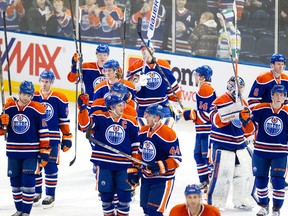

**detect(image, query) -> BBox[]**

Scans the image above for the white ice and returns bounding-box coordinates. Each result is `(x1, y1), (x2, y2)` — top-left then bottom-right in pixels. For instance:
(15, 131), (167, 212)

(1, 103), (288, 216)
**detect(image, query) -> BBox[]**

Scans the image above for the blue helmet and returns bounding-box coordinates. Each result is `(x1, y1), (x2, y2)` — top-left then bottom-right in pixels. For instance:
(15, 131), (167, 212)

(271, 84), (287, 97)
(39, 70), (55, 82)
(184, 184), (202, 196)
(105, 94), (124, 109)
(103, 59), (120, 71)
(110, 82), (129, 100)
(19, 81), (34, 96)
(270, 54), (286, 64)
(145, 104), (164, 119)
(96, 44), (110, 54)
(195, 65), (213, 80)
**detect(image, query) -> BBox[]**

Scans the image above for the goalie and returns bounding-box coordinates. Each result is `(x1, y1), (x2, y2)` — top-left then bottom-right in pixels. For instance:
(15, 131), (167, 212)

(208, 76), (256, 211)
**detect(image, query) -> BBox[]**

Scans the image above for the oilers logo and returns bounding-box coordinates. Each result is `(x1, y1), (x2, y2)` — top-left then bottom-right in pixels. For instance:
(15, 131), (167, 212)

(105, 124), (125, 145)
(142, 140), (156, 162)
(146, 71), (162, 90)
(81, 14), (91, 31)
(43, 102), (54, 121)
(264, 116), (283, 136)
(101, 17), (112, 32)
(93, 76), (106, 89)
(231, 117), (242, 128)
(11, 114), (30, 134)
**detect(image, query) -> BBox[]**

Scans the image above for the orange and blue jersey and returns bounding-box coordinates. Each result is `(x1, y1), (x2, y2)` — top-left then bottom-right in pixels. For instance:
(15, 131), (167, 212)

(34, 90), (71, 144)
(252, 102), (288, 159)
(169, 203), (221, 216)
(1, 100), (49, 159)
(78, 110), (139, 170)
(248, 71), (288, 109)
(127, 59), (181, 115)
(139, 123), (182, 184)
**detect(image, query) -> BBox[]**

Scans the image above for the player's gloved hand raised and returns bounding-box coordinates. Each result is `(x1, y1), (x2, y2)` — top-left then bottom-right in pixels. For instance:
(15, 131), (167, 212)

(239, 107), (251, 126)
(71, 53), (80, 73)
(61, 133), (72, 152)
(127, 166), (141, 187)
(77, 93), (89, 111)
(0, 113), (9, 126)
(147, 160), (167, 176)
(38, 148), (51, 167)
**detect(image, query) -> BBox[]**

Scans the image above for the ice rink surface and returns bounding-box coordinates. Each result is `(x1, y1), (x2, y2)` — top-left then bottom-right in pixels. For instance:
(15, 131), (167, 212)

(1, 103), (288, 216)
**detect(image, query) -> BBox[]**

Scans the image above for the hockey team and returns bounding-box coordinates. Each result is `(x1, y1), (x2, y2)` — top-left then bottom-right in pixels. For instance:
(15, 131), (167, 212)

(0, 39), (288, 216)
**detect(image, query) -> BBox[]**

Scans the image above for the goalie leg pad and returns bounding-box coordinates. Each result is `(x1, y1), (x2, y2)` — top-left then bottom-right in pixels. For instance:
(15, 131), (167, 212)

(233, 148), (256, 208)
(208, 149), (235, 208)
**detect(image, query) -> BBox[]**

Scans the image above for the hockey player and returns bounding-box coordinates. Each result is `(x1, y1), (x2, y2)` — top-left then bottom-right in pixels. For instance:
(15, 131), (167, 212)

(0, 81), (50, 216)
(32, 70), (72, 208)
(208, 76), (256, 210)
(243, 84), (288, 216)
(67, 44), (110, 107)
(77, 93), (139, 216)
(127, 42), (182, 128)
(183, 65), (217, 192)
(169, 184), (221, 216)
(248, 54), (288, 109)
(128, 104), (182, 216)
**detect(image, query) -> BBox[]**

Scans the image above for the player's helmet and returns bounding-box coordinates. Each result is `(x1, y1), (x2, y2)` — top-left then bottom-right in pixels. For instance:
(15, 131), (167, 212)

(145, 104), (164, 119)
(110, 82), (129, 101)
(39, 70), (55, 83)
(270, 54), (286, 64)
(195, 65), (213, 80)
(96, 44), (110, 54)
(103, 59), (120, 71)
(105, 94), (124, 109)
(227, 76), (245, 98)
(184, 184), (202, 196)
(19, 81), (34, 96)
(271, 84), (287, 97)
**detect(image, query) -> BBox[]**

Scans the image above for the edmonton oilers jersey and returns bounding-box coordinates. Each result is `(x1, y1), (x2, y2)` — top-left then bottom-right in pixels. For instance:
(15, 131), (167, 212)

(89, 111), (139, 170)
(4, 100), (49, 159)
(252, 103), (288, 159)
(34, 90), (70, 144)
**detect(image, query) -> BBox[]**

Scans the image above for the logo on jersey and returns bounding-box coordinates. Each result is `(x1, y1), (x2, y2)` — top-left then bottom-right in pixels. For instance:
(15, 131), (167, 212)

(142, 140), (156, 162)
(105, 124), (125, 145)
(146, 71), (162, 90)
(43, 102), (54, 121)
(264, 116), (283, 136)
(11, 114), (30, 134)
(231, 117), (242, 128)
(93, 76), (106, 89)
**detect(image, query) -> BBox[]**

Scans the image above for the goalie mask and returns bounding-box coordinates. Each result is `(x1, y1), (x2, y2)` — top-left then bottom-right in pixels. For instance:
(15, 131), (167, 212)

(227, 76), (245, 99)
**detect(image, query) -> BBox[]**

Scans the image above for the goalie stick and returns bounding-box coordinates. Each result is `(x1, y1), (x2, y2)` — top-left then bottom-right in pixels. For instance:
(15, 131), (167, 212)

(85, 126), (148, 166)
(137, 17), (184, 110)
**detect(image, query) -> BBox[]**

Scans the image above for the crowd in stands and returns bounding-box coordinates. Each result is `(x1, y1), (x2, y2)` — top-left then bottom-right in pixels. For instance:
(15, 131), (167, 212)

(0, 0), (287, 64)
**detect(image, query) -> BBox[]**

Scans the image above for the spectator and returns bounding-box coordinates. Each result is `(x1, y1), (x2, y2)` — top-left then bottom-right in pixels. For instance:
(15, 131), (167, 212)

(216, 9), (241, 60)
(167, 0), (196, 55)
(130, 0), (166, 50)
(244, 0), (274, 14)
(0, 0), (25, 30)
(79, 0), (101, 41)
(207, 0), (244, 20)
(189, 11), (218, 57)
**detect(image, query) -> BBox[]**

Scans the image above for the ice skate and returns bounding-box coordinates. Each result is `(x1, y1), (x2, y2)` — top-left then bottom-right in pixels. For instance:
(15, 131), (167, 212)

(33, 193), (42, 207)
(234, 204), (253, 211)
(199, 180), (209, 193)
(256, 204), (269, 216)
(11, 211), (22, 216)
(42, 195), (55, 209)
(271, 207), (280, 216)
(22, 214), (30, 216)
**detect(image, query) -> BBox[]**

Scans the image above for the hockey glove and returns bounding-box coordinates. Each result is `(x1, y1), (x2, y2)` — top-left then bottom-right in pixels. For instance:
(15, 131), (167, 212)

(127, 166), (141, 187)
(71, 53), (79, 73)
(61, 133), (72, 152)
(0, 113), (9, 126)
(147, 160), (167, 176)
(38, 148), (51, 167)
(77, 93), (89, 111)
(239, 107), (251, 126)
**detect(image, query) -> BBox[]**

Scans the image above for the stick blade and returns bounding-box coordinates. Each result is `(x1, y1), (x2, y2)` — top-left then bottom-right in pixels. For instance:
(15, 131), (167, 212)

(69, 156), (76, 166)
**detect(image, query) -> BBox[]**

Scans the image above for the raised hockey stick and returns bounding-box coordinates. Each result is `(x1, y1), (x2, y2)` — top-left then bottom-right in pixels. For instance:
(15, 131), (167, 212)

(85, 126), (148, 166)
(137, 17), (184, 109)
(233, 0), (239, 76)
(121, 7), (126, 83)
(0, 46), (7, 140)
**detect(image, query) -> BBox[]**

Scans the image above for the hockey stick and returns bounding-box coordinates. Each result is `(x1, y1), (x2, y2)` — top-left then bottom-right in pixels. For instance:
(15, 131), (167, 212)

(137, 18), (184, 109)
(85, 126), (148, 166)
(0, 46), (7, 140)
(233, 0), (239, 76)
(121, 6), (126, 83)
(2, 8), (12, 95)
